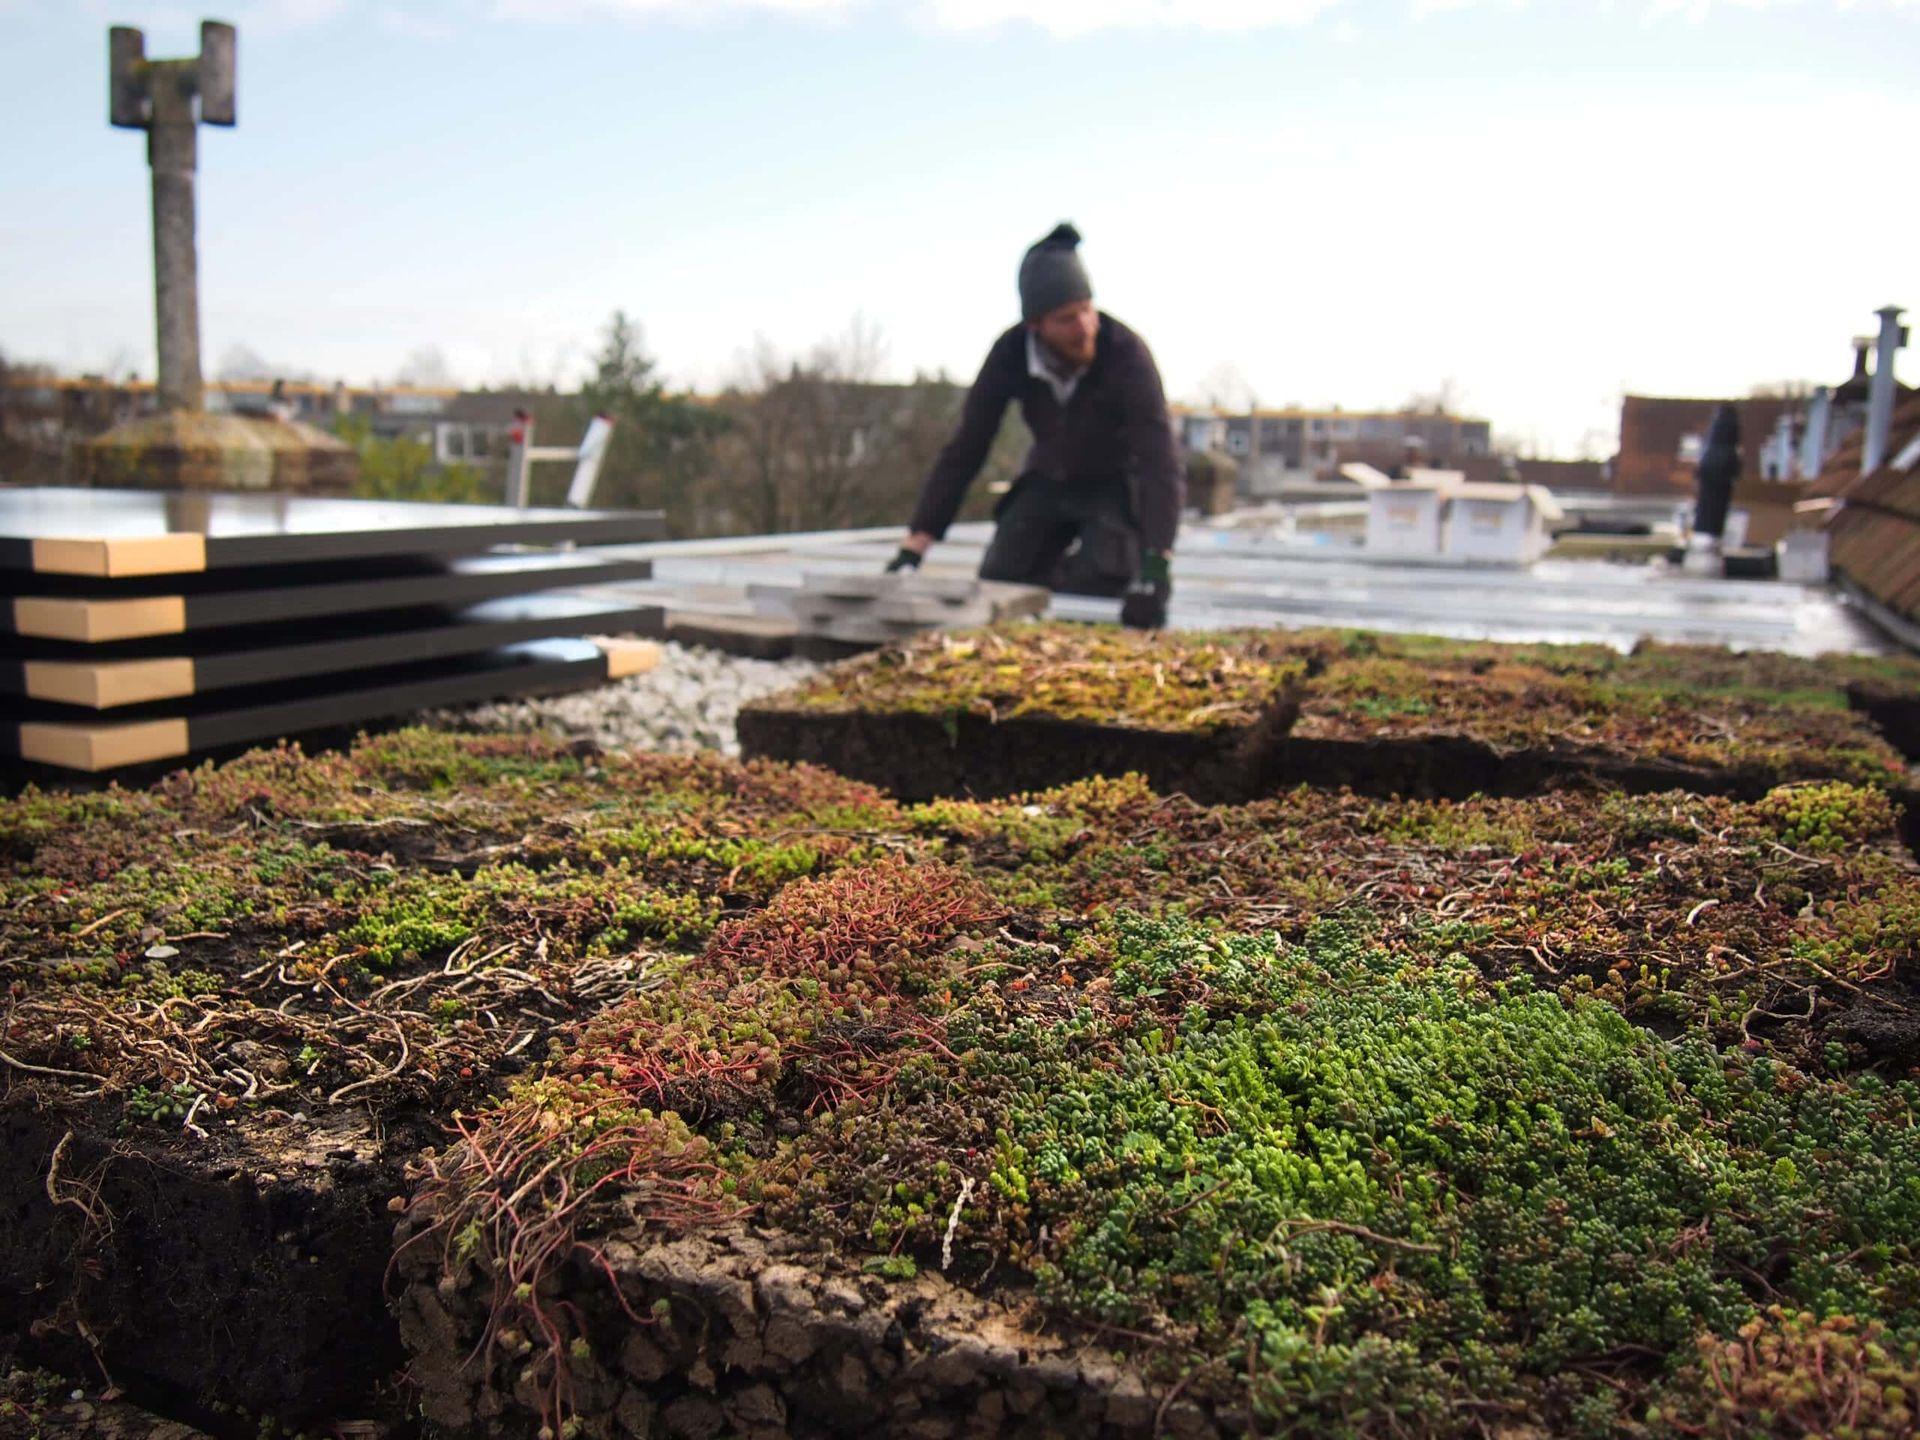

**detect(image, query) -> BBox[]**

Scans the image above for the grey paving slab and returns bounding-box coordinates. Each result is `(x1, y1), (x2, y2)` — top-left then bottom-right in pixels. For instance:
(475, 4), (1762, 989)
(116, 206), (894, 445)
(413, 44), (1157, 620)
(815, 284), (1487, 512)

(663, 611), (799, 659)
(871, 595), (996, 625)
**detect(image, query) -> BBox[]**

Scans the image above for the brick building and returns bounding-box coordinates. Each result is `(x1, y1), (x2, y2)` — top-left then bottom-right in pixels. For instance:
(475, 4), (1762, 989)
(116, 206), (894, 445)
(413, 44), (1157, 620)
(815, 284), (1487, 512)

(1611, 394), (1800, 498)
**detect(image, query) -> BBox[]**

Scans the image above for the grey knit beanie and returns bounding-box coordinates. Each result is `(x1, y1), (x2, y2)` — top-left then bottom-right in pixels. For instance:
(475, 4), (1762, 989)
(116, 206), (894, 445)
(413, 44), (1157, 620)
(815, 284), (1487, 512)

(1018, 222), (1093, 321)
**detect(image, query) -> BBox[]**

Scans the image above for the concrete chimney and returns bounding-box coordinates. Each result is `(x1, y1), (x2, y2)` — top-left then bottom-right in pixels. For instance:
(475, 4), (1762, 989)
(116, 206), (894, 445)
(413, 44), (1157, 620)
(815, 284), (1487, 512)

(1767, 412), (1796, 481)
(1798, 387), (1830, 480)
(1863, 305), (1908, 476)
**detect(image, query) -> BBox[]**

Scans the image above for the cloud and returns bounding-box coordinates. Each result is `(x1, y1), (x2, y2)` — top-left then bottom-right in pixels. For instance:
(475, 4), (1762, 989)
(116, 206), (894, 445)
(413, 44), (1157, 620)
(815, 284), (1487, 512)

(1419, 0), (1920, 15)
(54, 0), (352, 33)
(488, 0), (1345, 26)
(41, 0), (1914, 36)
(377, 5), (456, 37)
(920, 0), (1345, 34)
(488, 0), (856, 19)
(485, 0), (1920, 28)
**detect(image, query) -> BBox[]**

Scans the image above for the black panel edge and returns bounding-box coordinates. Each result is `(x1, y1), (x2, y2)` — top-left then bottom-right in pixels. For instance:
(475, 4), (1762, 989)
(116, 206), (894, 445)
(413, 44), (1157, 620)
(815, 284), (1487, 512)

(202, 514), (665, 569)
(184, 642), (609, 752)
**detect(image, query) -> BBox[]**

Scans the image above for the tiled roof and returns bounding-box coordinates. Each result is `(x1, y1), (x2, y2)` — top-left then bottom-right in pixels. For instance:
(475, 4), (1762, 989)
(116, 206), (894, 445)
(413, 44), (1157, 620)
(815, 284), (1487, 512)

(1824, 395), (1920, 626)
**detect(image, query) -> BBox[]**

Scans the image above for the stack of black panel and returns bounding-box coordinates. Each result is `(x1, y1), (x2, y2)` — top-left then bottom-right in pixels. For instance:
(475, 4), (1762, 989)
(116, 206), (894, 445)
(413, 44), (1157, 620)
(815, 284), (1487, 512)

(0, 488), (664, 772)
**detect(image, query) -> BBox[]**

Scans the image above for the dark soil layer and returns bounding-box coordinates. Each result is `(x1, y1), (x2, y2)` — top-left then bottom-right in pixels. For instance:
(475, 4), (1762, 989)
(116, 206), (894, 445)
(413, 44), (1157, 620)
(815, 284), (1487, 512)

(393, 1226), (1224, 1440)
(741, 711), (1901, 808)
(736, 705), (1299, 806)
(1266, 730), (1872, 802)
(742, 625), (1920, 807)
(1851, 680), (1920, 759)
(0, 1106), (406, 1426)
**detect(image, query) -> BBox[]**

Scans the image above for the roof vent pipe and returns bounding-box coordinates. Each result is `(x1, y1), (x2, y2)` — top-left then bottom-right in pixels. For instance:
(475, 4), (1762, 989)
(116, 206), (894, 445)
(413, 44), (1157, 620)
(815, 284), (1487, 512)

(1863, 305), (1908, 477)
(1799, 387), (1830, 480)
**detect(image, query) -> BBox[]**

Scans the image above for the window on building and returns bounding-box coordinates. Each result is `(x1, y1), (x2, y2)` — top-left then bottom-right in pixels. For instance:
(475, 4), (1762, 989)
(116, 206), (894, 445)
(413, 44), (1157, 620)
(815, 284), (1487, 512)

(1228, 431), (1249, 456)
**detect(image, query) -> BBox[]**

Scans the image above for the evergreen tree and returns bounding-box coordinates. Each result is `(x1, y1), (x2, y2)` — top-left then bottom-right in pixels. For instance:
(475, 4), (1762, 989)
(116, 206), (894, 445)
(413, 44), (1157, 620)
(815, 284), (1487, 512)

(576, 311), (726, 527)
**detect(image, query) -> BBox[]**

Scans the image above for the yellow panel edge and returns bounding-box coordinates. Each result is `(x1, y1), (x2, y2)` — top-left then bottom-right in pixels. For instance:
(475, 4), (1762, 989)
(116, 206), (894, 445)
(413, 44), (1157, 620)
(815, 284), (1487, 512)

(24, 658), (196, 709)
(18, 718), (189, 772)
(595, 637), (663, 680)
(31, 534), (208, 578)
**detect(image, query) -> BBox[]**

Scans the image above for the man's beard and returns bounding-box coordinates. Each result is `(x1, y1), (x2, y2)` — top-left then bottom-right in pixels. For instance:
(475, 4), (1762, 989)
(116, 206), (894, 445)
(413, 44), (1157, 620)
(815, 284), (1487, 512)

(1044, 334), (1095, 370)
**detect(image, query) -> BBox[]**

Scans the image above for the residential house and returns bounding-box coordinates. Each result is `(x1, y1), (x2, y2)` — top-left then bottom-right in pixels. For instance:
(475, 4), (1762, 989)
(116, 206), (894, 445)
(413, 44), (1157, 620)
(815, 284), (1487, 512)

(1198, 406), (1493, 496)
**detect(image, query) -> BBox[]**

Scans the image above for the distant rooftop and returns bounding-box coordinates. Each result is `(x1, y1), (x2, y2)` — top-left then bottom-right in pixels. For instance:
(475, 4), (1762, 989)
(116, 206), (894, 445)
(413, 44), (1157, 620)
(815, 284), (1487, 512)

(1172, 401), (1490, 425)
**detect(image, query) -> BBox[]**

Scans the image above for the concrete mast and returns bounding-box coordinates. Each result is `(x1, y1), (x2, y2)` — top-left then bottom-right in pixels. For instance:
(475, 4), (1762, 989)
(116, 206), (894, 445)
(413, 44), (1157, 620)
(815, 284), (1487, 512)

(109, 20), (236, 415)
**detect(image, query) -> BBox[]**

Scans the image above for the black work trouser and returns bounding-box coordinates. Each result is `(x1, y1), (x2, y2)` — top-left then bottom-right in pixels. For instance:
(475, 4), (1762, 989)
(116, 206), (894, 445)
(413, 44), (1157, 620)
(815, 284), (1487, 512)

(977, 473), (1141, 597)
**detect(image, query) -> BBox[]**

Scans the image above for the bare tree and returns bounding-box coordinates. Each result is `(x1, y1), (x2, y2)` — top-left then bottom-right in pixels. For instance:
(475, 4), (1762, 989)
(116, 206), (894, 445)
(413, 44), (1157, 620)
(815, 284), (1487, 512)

(790, 314), (896, 530)
(397, 345), (457, 389)
(0, 348), (65, 484)
(713, 337), (799, 535)
(506, 342), (573, 394)
(102, 345), (141, 383)
(1575, 427), (1615, 463)
(1494, 429), (1544, 461)
(709, 319), (886, 534)
(1404, 378), (1468, 417)
(703, 315), (1009, 537)
(1197, 362), (1257, 413)
(216, 342), (275, 382)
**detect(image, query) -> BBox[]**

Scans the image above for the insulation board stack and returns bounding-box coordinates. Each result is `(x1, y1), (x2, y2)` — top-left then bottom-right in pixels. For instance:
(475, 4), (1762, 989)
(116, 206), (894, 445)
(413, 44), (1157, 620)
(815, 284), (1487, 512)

(0, 488), (667, 773)
(749, 571), (1050, 657)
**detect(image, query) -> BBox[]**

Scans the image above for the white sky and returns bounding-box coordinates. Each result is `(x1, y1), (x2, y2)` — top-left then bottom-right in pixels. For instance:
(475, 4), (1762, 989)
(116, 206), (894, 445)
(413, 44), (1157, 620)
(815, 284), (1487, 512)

(1, 0), (1915, 456)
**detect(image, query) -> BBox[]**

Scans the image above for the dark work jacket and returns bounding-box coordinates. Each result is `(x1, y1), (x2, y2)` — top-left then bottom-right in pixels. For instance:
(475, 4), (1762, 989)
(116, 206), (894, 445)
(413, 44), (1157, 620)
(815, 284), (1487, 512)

(1694, 404), (1741, 539)
(908, 312), (1185, 554)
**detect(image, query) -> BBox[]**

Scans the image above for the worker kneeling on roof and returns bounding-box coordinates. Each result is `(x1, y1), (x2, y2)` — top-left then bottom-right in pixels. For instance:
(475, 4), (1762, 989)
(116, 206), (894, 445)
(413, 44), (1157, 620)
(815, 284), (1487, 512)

(887, 222), (1183, 630)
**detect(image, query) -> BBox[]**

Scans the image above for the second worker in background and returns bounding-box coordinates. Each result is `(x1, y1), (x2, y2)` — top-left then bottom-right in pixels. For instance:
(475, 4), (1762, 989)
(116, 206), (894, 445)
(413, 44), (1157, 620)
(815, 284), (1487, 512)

(887, 223), (1184, 630)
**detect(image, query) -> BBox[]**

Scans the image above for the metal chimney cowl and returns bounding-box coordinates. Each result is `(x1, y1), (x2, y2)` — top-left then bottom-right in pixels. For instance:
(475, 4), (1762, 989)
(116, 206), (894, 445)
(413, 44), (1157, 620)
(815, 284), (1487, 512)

(1863, 305), (1909, 477)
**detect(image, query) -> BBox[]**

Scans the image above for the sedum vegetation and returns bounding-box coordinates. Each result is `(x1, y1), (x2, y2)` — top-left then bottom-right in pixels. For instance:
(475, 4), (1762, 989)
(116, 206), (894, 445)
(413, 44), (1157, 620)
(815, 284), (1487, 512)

(7, 621), (1920, 1438)
(760, 623), (1920, 793)
(772, 625), (1315, 731)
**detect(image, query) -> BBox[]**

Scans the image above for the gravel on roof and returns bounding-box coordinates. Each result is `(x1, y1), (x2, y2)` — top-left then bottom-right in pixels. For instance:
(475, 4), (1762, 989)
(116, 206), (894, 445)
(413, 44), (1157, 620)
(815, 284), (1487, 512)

(422, 640), (820, 757)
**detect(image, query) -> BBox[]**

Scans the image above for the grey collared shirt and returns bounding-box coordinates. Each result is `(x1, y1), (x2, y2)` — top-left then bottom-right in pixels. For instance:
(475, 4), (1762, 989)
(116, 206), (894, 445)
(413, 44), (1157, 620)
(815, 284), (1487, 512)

(1026, 331), (1085, 407)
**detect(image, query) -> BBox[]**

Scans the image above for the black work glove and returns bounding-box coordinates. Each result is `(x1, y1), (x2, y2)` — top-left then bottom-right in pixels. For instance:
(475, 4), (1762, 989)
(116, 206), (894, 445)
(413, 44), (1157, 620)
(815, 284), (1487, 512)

(885, 547), (923, 574)
(1120, 553), (1170, 630)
